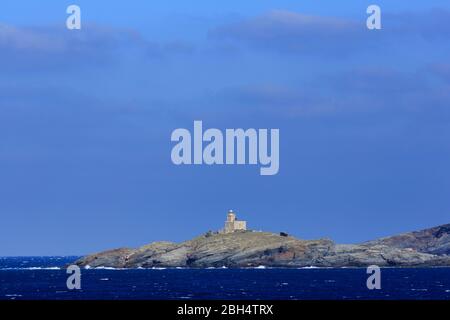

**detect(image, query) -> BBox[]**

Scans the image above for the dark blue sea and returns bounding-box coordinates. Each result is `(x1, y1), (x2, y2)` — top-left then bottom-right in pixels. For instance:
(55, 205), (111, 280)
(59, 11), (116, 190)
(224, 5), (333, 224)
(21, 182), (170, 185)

(1, 257), (450, 300)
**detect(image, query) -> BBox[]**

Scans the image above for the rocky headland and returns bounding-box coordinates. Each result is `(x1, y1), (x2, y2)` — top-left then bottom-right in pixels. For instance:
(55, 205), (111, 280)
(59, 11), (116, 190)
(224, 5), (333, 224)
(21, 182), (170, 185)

(75, 223), (450, 268)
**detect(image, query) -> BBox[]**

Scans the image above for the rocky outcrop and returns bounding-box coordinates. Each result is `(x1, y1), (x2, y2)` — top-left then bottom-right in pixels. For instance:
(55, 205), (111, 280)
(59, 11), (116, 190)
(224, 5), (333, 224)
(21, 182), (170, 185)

(364, 223), (450, 255)
(75, 224), (450, 268)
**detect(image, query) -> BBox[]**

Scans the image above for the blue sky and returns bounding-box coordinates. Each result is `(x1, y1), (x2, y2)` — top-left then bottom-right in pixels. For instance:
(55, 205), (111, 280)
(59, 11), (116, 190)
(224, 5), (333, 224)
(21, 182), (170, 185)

(1, 1), (450, 255)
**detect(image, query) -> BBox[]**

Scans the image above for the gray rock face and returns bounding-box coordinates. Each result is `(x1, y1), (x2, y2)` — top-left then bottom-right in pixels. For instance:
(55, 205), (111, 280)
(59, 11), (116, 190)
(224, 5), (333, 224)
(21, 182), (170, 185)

(364, 223), (450, 255)
(75, 224), (450, 268)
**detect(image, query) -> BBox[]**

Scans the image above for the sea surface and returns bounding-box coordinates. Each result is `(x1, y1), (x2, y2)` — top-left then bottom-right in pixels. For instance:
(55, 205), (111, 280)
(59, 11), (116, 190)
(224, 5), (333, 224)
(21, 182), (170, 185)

(1, 257), (450, 300)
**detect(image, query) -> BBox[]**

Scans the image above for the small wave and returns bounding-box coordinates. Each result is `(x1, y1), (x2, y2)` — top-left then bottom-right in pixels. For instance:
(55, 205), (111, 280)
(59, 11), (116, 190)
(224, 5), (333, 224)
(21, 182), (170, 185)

(0, 267), (61, 270)
(152, 267), (167, 270)
(30, 267), (60, 270)
(99, 278), (109, 281)
(411, 288), (428, 291)
(254, 265), (266, 269)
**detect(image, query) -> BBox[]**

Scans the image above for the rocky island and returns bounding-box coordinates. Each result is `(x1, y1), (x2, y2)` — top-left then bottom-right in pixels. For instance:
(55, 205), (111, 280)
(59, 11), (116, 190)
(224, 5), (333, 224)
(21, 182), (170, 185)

(75, 211), (450, 268)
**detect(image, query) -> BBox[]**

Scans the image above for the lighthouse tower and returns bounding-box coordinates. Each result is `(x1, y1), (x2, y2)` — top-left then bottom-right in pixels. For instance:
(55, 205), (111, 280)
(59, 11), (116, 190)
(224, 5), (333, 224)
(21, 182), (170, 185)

(222, 210), (247, 233)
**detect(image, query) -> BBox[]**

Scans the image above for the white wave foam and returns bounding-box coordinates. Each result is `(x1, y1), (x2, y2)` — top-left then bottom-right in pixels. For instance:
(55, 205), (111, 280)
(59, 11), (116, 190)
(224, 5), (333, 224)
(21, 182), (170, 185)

(0, 267), (61, 270)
